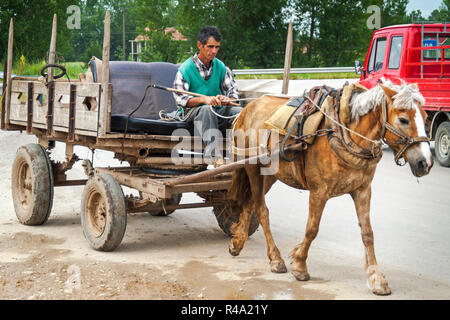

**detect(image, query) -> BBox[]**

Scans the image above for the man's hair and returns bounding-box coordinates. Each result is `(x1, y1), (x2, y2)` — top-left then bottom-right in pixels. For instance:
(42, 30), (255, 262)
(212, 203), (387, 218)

(197, 26), (222, 45)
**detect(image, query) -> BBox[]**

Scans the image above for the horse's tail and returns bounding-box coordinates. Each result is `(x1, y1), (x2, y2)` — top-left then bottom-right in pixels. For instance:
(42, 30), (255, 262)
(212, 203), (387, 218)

(227, 168), (251, 207)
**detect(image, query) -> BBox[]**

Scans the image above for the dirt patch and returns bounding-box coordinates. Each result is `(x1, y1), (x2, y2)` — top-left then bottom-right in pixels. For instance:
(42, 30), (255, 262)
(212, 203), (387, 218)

(0, 231), (337, 300)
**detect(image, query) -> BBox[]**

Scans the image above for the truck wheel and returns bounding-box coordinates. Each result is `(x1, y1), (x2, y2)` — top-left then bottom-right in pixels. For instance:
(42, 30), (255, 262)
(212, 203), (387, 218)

(81, 173), (127, 251)
(11, 144), (54, 225)
(213, 202), (259, 238)
(435, 122), (450, 167)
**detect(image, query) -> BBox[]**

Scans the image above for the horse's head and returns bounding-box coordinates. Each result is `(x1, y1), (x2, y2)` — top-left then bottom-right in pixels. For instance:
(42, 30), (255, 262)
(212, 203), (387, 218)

(380, 82), (433, 177)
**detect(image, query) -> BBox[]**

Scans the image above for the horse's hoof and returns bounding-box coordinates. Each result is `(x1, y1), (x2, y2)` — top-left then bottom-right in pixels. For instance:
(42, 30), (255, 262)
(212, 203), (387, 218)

(369, 280), (392, 296)
(228, 242), (241, 256)
(366, 266), (391, 296)
(372, 286), (392, 296)
(270, 260), (287, 273)
(292, 270), (310, 281)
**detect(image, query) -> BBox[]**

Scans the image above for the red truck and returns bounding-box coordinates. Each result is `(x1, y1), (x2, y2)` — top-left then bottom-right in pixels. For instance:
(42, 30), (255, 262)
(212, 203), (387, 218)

(355, 23), (450, 167)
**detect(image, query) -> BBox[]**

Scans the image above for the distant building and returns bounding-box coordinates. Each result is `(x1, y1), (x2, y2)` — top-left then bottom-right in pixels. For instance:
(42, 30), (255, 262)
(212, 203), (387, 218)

(130, 27), (187, 62)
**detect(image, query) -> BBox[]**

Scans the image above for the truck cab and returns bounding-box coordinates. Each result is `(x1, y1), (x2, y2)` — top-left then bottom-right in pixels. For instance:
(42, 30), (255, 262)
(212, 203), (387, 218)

(356, 23), (450, 167)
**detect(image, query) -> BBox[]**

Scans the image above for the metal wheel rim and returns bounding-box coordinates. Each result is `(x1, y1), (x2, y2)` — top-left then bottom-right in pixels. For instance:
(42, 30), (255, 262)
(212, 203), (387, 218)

(86, 190), (107, 238)
(17, 159), (32, 210)
(438, 133), (449, 157)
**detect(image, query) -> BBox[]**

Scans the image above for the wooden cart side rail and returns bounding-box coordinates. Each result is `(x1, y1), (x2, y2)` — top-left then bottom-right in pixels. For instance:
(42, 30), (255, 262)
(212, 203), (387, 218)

(8, 79), (104, 136)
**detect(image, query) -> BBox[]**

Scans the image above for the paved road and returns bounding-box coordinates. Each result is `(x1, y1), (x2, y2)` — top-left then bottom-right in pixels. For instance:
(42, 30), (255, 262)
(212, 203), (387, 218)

(0, 130), (449, 300)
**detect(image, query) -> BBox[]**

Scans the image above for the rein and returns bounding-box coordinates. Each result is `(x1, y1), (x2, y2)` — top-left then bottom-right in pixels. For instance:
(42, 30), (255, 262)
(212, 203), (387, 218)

(380, 99), (430, 166)
(305, 86), (430, 166)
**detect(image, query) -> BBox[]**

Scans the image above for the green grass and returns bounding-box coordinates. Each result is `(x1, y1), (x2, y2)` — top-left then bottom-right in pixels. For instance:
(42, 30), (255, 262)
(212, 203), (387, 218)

(12, 61), (86, 80)
(235, 72), (360, 80)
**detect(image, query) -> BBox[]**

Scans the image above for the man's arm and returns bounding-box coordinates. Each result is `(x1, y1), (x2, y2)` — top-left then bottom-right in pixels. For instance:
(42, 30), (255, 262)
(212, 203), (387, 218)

(173, 71), (223, 108)
(218, 66), (239, 106)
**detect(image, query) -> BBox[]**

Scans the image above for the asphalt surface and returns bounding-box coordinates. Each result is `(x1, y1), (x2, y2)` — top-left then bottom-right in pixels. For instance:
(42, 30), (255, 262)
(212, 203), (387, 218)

(0, 129), (449, 300)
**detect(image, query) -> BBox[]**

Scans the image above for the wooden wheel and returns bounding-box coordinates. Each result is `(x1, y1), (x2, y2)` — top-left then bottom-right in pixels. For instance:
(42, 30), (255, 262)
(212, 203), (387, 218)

(81, 173), (127, 251)
(11, 144), (54, 225)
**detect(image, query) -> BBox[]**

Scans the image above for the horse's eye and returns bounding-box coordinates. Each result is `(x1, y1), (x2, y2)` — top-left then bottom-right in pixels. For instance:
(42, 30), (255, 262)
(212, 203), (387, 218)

(399, 117), (410, 126)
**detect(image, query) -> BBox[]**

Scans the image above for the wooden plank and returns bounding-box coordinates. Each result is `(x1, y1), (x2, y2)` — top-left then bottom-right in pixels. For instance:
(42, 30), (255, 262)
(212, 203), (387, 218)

(68, 84), (76, 141)
(12, 80), (47, 94)
(47, 82), (55, 135)
(282, 20), (293, 95)
(5, 18), (14, 128)
(27, 82), (33, 134)
(95, 167), (170, 198)
(53, 81), (101, 97)
(99, 11), (110, 137)
(48, 14), (57, 82)
(169, 180), (231, 194)
(1, 60), (7, 129)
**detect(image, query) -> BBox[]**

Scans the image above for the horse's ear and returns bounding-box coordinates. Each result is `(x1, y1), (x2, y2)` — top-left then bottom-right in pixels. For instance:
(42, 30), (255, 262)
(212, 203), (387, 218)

(380, 85), (397, 97)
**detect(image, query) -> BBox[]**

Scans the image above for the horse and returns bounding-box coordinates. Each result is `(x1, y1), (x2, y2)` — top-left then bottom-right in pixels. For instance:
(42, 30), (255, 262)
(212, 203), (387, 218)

(227, 81), (433, 295)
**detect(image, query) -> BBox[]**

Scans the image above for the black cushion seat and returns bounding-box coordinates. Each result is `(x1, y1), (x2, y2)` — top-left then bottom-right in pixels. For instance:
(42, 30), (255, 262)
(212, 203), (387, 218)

(106, 61), (192, 135)
(110, 114), (194, 135)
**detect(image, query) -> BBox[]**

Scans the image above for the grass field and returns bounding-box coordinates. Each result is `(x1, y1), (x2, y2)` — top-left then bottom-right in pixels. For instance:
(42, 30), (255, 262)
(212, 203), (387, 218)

(12, 61), (86, 79)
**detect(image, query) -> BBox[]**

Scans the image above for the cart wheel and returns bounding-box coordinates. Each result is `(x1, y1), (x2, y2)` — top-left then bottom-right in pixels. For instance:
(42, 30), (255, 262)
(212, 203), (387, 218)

(81, 173), (127, 251)
(11, 143), (54, 225)
(139, 192), (182, 216)
(213, 202), (259, 238)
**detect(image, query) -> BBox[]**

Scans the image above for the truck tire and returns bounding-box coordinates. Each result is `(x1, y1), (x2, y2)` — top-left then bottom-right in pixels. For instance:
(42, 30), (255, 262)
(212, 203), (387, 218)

(11, 144), (54, 225)
(81, 173), (127, 251)
(213, 202), (259, 238)
(435, 122), (450, 167)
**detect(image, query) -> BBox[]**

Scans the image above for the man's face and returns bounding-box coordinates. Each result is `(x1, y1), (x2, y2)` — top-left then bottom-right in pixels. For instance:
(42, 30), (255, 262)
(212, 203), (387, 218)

(197, 36), (220, 65)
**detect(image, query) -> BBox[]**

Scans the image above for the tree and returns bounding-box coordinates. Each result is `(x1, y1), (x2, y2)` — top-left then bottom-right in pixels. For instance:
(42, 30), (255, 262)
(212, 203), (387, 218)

(427, 0), (450, 21)
(292, 0), (322, 63)
(0, 0), (77, 63)
(176, 0), (289, 69)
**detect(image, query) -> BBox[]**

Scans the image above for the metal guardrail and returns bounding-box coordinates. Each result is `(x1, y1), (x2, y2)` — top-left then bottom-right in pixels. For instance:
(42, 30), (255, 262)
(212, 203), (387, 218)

(233, 67), (354, 75)
(0, 67), (356, 93)
(1, 71), (17, 93)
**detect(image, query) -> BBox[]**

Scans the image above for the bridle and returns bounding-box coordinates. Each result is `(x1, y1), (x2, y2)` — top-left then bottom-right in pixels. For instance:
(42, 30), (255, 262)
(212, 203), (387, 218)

(380, 98), (430, 166)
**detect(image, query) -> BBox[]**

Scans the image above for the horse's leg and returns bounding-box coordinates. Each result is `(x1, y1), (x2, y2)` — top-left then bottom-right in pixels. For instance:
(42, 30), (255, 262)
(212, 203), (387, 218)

(351, 185), (391, 295)
(231, 166), (285, 273)
(229, 199), (255, 256)
(290, 191), (327, 281)
(228, 169), (276, 254)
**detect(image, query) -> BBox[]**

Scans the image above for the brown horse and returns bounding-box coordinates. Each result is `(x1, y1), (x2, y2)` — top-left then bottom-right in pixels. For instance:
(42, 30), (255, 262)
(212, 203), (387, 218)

(227, 81), (433, 295)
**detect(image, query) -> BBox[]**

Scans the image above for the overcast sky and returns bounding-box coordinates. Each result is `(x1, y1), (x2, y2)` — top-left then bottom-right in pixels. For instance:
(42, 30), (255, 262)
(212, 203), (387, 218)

(407, 0), (443, 17)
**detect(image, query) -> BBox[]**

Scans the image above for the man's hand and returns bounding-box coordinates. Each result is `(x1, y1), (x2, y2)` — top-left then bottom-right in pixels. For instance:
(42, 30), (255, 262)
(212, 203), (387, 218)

(203, 96), (222, 107)
(216, 95), (236, 106)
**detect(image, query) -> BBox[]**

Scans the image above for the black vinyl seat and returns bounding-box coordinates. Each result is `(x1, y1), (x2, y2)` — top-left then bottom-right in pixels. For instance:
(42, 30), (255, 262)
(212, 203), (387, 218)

(104, 61), (192, 135)
(110, 114), (194, 135)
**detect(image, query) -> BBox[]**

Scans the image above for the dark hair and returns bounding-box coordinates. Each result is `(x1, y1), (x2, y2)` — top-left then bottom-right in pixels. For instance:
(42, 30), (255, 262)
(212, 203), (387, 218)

(197, 26), (222, 44)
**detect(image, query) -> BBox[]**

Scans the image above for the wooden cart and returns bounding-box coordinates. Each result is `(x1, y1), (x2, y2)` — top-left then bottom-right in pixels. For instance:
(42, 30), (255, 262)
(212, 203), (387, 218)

(1, 12), (260, 251)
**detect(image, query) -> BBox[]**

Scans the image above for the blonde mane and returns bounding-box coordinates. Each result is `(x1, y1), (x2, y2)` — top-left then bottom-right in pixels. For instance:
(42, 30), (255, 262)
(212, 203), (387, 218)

(349, 80), (425, 121)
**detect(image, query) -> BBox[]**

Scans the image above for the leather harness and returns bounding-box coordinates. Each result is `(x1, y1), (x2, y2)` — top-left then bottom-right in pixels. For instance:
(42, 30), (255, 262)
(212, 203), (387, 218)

(280, 84), (430, 167)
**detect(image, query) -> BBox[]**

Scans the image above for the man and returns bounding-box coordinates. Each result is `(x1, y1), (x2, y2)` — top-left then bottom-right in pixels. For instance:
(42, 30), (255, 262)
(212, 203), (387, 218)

(173, 26), (241, 163)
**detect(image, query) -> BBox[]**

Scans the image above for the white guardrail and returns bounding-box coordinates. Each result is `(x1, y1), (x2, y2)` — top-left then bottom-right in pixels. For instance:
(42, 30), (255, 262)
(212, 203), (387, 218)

(232, 67), (354, 75)
(1, 71), (17, 93)
(0, 67), (354, 93)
